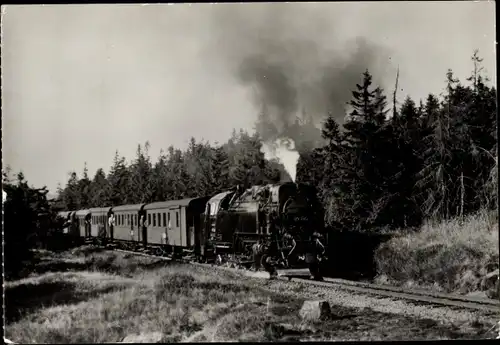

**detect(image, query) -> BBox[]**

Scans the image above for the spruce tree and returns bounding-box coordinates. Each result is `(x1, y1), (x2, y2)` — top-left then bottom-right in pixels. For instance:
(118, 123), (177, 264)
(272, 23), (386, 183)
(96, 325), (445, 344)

(108, 151), (130, 206)
(341, 70), (390, 229)
(129, 142), (154, 203)
(89, 168), (110, 207)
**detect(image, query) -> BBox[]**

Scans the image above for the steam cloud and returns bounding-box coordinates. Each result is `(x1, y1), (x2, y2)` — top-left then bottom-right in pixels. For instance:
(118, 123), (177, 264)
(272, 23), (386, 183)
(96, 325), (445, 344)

(207, 4), (395, 180)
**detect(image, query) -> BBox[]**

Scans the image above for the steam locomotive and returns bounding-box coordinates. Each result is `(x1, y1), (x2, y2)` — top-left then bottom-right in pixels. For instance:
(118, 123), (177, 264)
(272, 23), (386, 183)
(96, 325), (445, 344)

(58, 182), (326, 271)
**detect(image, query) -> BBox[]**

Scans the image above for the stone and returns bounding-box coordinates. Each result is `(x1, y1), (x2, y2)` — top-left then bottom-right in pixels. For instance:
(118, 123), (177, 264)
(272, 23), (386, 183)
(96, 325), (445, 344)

(299, 300), (331, 321)
(122, 332), (163, 343)
(481, 269), (499, 290)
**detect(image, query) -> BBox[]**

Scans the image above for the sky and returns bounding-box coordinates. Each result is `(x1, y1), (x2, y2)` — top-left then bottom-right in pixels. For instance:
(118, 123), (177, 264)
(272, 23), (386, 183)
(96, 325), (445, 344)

(1, 2), (496, 194)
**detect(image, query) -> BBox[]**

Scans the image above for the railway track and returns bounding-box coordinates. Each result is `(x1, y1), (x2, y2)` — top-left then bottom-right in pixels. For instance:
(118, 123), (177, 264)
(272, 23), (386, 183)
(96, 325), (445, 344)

(108, 246), (500, 314)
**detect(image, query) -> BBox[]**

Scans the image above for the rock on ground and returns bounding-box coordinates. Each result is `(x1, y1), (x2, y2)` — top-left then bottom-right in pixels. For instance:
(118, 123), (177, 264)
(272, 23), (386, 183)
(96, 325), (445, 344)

(122, 332), (163, 343)
(299, 300), (331, 321)
(482, 269), (499, 299)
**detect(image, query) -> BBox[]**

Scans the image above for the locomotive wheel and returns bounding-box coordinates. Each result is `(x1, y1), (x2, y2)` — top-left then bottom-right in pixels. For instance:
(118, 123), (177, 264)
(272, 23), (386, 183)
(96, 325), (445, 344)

(215, 254), (223, 266)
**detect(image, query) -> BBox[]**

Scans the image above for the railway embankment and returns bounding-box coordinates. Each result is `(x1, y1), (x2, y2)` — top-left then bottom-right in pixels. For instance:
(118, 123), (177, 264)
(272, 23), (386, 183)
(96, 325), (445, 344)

(5, 247), (499, 342)
(373, 211), (499, 299)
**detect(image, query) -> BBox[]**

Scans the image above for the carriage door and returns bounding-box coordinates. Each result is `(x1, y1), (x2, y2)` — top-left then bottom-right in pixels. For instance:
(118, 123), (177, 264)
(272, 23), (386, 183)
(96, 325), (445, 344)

(130, 212), (134, 240)
(142, 212), (148, 247)
(168, 208), (181, 246)
(109, 212), (114, 240)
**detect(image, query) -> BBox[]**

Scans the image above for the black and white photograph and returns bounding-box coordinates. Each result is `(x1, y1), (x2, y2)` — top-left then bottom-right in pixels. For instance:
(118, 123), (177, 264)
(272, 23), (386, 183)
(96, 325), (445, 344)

(2, 1), (498, 342)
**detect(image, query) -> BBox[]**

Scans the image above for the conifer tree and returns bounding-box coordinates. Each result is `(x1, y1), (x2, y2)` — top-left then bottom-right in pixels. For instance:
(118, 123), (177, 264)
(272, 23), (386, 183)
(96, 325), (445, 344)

(77, 162), (91, 209)
(129, 142), (154, 203)
(341, 70), (390, 229)
(108, 151), (130, 205)
(90, 168), (110, 207)
(63, 171), (80, 211)
(152, 149), (170, 202)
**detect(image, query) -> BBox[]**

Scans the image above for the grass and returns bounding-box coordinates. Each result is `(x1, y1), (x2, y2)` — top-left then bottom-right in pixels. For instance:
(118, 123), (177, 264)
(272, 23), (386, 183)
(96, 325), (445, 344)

(4, 247), (494, 342)
(374, 210), (499, 296)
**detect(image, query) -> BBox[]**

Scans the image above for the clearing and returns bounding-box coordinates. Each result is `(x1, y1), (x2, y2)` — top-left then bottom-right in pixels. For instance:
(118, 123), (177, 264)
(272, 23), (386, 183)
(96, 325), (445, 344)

(5, 246), (498, 343)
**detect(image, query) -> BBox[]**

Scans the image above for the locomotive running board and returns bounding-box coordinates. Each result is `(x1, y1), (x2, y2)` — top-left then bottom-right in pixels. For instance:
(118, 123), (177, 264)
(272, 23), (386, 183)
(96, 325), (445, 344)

(276, 268), (311, 277)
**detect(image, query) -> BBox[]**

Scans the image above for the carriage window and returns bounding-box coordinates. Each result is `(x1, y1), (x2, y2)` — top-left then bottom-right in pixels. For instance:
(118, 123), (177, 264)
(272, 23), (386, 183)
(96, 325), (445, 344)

(163, 213), (166, 227)
(176, 211), (179, 227)
(134, 215), (137, 226)
(153, 213), (157, 227)
(127, 214), (130, 225)
(148, 214), (151, 226)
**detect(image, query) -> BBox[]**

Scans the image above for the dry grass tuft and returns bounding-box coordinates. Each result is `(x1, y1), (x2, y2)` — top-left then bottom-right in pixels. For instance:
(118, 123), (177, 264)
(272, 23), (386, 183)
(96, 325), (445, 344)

(5, 248), (494, 342)
(374, 210), (499, 295)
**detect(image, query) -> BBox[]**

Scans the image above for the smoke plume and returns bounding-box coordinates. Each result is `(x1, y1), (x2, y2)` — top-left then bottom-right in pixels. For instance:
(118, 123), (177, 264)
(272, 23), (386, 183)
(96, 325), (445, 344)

(207, 4), (395, 180)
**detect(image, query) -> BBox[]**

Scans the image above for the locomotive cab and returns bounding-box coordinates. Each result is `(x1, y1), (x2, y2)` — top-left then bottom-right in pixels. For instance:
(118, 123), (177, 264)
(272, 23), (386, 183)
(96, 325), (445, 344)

(201, 191), (234, 259)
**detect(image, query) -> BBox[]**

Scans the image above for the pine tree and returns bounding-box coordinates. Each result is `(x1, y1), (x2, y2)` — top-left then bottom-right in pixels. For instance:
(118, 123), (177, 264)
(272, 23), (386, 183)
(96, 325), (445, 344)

(77, 162), (92, 209)
(62, 171), (80, 211)
(90, 168), (110, 207)
(317, 112), (347, 224)
(152, 149), (170, 202)
(464, 50), (497, 210)
(341, 70), (390, 229)
(129, 142), (154, 203)
(2, 165), (13, 185)
(3, 171), (55, 278)
(212, 144), (231, 191)
(108, 151), (130, 205)
(164, 146), (190, 199)
(416, 70), (461, 220)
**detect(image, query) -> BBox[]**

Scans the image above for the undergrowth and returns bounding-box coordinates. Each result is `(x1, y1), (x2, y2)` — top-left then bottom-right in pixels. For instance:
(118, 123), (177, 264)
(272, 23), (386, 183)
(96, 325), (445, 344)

(374, 210), (499, 296)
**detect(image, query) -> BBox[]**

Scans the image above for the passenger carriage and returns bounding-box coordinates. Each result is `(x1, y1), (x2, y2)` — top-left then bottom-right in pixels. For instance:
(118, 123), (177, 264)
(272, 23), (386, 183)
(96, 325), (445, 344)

(143, 197), (210, 257)
(111, 203), (145, 250)
(88, 207), (113, 244)
(75, 209), (91, 239)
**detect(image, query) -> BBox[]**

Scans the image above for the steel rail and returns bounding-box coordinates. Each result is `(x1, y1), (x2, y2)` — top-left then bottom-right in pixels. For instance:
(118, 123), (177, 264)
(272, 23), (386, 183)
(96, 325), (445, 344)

(284, 276), (500, 314)
(105, 246), (500, 314)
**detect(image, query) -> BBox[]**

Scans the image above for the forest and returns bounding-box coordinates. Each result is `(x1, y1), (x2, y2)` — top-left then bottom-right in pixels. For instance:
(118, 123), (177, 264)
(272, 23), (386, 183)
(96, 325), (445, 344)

(50, 51), (497, 231)
(2, 51), (497, 278)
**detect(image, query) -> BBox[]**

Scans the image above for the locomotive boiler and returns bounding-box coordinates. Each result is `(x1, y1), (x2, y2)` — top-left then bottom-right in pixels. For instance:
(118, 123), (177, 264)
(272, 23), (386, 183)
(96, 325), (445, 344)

(201, 182), (325, 268)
